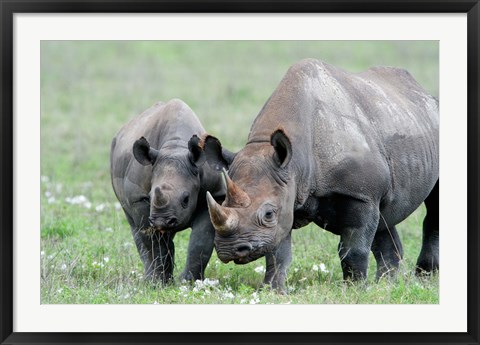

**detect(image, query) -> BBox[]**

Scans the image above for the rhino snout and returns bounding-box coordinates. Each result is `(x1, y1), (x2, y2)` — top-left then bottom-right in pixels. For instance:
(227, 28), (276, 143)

(148, 216), (178, 229)
(234, 243), (252, 258)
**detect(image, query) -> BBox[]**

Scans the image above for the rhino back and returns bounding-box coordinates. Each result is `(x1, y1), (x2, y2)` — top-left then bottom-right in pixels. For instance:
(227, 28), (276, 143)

(110, 99), (206, 205)
(250, 59), (438, 224)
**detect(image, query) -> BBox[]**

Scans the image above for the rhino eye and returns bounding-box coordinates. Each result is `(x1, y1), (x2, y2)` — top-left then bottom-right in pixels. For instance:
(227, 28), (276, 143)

(264, 210), (274, 221)
(181, 192), (190, 209)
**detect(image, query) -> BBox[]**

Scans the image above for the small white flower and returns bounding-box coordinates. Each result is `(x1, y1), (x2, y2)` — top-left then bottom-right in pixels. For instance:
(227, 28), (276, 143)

(95, 203), (107, 212)
(254, 266), (266, 274)
(123, 293), (130, 299)
(41, 176), (49, 183)
(40, 251), (45, 257)
(103, 257), (110, 263)
(47, 254), (54, 260)
(249, 298), (260, 304)
(45, 191), (52, 198)
(84, 201), (92, 209)
(319, 263), (329, 273)
(312, 264), (319, 272)
(193, 279), (205, 292)
(240, 298), (247, 304)
(153, 301), (159, 304)
(57, 288), (63, 294)
(294, 268), (299, 273)
(203, 278), (219, 287)
(47, 196), (56, 204)
(104, 227), (113, 232)
(222, 291), (235, 299)
(60, 263), (67, 270)
(123, 242), (133, 248)
(114, 202), (122, 210)
(179, 285), (189, 292)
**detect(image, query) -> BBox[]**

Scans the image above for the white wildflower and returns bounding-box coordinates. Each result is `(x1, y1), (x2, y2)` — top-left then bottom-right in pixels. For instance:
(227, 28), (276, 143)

(41, 176), (49, 183)
(47, 196), (56, 204)
(312, 264), (319, 272)
(222, 291), (235, 299)
(123, 293), (130, 299)
(57, 288), (63, 294)
(123, 242), (133, 248)
(104, 227), (113, 232)
(45, 191), (52, 198)
(179, 285), (189, 292)
(240, 298), (247, 304)
(319, 263), (329, 273)
(114, 202), (122, 210)
(40, 251), (45, 257)
(60, 263), (67, 270)
(153, 301), (159, 304)
(103, 257), (110, 263)
(294, 268), (299, 273)
(65, 195), (92, 209)
(254, 266), (266, 274)
(95, 203), (107, 212)
(203, 278), (219, 287)
(55, 183), (63, 193)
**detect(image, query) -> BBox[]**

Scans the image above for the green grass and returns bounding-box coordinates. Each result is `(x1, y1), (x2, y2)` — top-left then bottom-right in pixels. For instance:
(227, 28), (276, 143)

(41, 41), (439, 304)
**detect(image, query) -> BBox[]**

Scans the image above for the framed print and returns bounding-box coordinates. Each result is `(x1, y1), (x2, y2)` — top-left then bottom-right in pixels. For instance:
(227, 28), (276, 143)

(1, 1), (479, 345)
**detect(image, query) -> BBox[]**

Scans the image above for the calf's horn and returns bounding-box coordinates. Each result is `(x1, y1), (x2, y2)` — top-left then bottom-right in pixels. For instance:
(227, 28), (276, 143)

(206, 191), (238, 235)
(153, 187), (168, 207)
(222, 168), (251, 208)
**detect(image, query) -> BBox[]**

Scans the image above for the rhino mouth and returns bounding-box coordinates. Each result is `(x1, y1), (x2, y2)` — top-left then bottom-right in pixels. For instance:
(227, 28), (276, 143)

(217, 247), (266, 265)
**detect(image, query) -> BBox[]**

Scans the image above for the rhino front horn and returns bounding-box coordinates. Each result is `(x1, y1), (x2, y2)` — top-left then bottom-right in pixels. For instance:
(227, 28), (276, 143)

(206, 191), (238, 235)
(153, 187), (168, 207)
(222, 168), (251, 208)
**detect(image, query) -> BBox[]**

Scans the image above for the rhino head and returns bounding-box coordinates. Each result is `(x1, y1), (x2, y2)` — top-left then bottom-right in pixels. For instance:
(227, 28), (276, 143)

(205, 129), (296, 264)
(133, 135), (206, 233)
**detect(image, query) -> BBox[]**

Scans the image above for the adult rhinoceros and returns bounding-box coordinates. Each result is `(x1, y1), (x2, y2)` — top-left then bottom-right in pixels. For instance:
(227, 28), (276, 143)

(110, 99), (232, 284)
(205, 59), (439, 292)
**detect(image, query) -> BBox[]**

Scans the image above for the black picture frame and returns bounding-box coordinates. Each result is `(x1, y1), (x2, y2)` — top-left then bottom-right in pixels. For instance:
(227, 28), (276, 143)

(1, 1), (479, 344)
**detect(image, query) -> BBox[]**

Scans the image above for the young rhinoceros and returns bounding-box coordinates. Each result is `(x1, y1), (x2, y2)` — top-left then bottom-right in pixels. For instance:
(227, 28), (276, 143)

(204, 59), (439, 292)
(110, 99), (233, 283)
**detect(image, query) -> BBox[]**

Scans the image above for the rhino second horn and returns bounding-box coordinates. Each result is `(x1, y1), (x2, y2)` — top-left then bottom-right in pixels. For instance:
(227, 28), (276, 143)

(222, 168), (251, 208)
(153, 187), (168, 207)
(206, 191), (237, 235)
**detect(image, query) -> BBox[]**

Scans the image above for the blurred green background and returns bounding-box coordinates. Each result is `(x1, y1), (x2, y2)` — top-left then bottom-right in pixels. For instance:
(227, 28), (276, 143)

(41, 41), (439, 304)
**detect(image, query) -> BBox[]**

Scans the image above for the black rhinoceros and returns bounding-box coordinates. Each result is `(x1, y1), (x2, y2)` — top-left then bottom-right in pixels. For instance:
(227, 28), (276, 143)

(110, 99), (233, 283)
(204, 59), (439, 292)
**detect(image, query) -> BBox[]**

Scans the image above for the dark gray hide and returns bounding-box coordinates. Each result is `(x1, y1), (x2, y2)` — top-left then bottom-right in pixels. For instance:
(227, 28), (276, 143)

(205, 59), (439, 292)
(110, 99), (230, 283)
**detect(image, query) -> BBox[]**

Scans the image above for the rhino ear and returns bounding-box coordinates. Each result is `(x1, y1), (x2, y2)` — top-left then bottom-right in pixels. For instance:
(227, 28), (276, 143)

(133, 137), (159, 166)
(203, 135), (234, 171)
(271, 129), (292, 168)
(188, 135), (206, 166)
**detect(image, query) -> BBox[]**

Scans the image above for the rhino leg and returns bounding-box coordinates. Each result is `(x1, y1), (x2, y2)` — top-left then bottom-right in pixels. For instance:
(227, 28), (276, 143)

(264, 232), (292, 294)
(179, 209), (215, 281)
(416, 180), (439, 274)
(336, 198), (379, 281)
(371, 225), (404, 280)
(125, 203), (176, 284)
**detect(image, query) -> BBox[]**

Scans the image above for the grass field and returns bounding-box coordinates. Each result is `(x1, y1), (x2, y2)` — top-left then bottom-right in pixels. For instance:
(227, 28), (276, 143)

(41, 41), (439, 304)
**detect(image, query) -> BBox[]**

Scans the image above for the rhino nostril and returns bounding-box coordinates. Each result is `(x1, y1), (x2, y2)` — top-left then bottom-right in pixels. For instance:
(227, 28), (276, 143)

(235, 243), (252, 257)
(167, 217), (177, 226)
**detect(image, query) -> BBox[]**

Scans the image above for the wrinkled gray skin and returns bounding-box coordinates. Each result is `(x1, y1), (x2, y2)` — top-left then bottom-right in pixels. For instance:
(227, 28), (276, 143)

(205, 59), (439, 292)
(111, 99), (232, 284)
